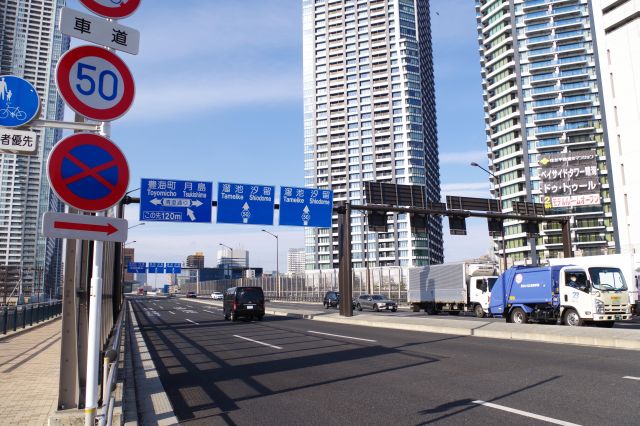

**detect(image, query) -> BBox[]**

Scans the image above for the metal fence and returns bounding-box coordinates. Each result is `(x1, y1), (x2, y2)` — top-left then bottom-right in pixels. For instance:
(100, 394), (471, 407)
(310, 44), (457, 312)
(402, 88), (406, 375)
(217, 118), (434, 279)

(184, 267), (408, 303)
(0, 301), (62, 335)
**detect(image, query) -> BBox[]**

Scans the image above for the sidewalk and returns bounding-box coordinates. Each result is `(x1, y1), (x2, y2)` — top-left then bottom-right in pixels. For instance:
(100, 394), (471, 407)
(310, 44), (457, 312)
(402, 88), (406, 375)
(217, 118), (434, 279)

(0, 317), (61, 425)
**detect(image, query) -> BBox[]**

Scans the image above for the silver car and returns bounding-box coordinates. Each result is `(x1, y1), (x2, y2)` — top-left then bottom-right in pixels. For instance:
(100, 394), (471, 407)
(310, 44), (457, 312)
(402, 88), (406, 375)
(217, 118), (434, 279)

(356, 294), (397, 312)
(211, 291), (223, 300)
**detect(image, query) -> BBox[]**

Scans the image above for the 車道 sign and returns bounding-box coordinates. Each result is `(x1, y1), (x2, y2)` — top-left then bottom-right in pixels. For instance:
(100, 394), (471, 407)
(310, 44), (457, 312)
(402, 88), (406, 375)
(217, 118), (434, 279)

(60, 7), (140, 55)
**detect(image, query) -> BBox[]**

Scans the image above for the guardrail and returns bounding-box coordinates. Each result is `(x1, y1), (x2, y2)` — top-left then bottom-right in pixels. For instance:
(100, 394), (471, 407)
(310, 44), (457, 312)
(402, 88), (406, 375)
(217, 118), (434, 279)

(97, 302), (126, 426)
(0, 301), (62, 335)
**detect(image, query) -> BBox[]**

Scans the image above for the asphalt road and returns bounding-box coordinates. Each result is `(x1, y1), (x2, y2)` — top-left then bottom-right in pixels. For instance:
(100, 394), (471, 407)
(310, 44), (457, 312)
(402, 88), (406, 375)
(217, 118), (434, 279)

(131, 296), (640, 425)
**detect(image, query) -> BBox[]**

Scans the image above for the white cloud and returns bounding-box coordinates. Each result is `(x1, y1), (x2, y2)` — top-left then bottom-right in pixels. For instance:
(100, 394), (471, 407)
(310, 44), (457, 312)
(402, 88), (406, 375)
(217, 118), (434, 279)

(439, 150), (487, 165)
(122, 70), (300, 123)
(131, 1), (299, 66)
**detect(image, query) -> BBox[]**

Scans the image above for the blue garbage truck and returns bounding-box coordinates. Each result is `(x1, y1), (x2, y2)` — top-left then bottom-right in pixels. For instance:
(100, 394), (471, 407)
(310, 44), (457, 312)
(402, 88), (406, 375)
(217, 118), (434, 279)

(489, 264), (632, 327)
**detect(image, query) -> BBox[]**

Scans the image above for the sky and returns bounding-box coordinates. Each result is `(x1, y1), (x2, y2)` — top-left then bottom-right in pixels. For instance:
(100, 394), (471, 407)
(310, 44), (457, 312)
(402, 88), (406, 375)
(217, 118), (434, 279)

(62, 0), (494, 271)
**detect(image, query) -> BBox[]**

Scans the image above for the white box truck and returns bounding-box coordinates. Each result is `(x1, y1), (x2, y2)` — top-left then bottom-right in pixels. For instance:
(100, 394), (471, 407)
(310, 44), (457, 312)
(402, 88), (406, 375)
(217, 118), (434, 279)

(549, 253), (638, 314)
(407, 261), (499, 317)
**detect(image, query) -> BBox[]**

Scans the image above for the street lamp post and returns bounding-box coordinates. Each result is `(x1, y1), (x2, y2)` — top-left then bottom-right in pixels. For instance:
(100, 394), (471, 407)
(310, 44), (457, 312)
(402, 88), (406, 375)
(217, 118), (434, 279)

(471, 162), (508, 272)
(261, 229), (279, 298)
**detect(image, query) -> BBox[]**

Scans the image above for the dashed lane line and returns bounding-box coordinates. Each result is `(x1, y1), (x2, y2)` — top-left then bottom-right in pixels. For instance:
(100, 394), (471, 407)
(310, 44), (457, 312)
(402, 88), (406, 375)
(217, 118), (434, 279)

(623, 376), (640, 381)
(472, 400), (581, 426)
(307, 330), (377, 343)
(186, 319), (199, 325)
(168, 311), (175, 315)
(233, 335), (283, 350)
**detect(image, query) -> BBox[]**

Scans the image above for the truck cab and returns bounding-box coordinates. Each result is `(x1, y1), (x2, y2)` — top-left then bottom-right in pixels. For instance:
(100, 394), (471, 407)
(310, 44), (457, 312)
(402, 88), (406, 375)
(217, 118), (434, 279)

(490, 264), (632, 326)
(559, 266), (631, 326)
(468, 275), (497, 318)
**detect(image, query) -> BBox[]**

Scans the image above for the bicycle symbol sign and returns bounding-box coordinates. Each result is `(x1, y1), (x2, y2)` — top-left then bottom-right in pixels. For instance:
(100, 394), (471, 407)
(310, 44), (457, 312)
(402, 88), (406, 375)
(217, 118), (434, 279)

(56, 45), (135, 121)
(79, 0), (141, 19)
(0, 75), (40, 128)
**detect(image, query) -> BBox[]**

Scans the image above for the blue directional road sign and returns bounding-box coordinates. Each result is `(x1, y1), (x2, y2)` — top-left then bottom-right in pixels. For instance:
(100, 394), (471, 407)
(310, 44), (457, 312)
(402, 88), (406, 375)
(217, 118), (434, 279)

(148, 263), (164, 274)
(217, 182), (275, 225)
(140, 178), (213, 223)
(165, 263), (182, 274)
(127, 262), (146, 274)
(279, 186), (333, 228)
(0, 75), (40, 128)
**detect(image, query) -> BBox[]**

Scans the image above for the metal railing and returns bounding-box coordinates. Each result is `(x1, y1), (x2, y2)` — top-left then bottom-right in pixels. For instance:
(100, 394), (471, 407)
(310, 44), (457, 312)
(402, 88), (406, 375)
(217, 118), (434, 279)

(97, 302), (126, 426)
(0, 301), (62, 335)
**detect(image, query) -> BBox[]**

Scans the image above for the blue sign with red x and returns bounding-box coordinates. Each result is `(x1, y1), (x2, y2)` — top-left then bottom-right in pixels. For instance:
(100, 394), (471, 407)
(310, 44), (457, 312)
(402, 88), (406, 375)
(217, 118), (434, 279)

(47, 133), (129, 212)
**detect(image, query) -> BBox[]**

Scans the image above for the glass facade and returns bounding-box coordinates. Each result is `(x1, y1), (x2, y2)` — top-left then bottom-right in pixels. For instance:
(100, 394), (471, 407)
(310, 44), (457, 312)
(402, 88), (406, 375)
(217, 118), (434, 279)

(0, 0), (69, 296)
(303, 0), (443, 270)
(476, 0), (618, 263)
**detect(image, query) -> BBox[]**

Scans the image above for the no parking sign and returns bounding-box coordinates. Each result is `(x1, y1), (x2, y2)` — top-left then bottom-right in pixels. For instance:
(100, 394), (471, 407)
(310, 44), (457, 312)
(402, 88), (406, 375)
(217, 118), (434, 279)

(47, 133), (129, 212)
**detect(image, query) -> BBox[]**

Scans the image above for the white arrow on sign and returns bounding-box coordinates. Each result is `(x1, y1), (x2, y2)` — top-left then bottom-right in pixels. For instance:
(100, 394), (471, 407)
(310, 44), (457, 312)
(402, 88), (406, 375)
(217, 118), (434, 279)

(42, 212), (128, 242)
(186, 208), (196, 221)
(241, 202), (251, 224)
(302, 205), (311, 226)
(60, 7), (140, 55)
(150, 198), (204, 208)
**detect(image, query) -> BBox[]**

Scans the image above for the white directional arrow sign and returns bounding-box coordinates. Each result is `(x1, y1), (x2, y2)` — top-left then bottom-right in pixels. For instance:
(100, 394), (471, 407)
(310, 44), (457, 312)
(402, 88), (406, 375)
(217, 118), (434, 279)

(186, 208), (196, 221)
(150, 198), (204, 208)
(241, 202), (251, 224)
(302, 205), (311, 226)
(42, 212), (128, 242)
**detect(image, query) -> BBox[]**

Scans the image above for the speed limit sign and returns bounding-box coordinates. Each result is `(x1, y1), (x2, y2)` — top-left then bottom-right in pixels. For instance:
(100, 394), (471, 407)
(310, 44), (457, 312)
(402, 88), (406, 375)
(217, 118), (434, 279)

(56, 45), (135, 121)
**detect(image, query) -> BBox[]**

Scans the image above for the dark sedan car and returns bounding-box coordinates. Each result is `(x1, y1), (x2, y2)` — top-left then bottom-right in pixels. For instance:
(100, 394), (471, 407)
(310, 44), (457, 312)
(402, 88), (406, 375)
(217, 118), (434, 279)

(356, 294), (397, 312)
(186, 291), (197, 298)
(323, 291), (356, 309)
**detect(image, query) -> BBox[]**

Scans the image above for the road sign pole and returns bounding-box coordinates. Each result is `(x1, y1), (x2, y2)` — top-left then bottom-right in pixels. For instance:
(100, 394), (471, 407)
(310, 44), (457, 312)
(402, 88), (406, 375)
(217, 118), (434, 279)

(84, 211), (104, 425)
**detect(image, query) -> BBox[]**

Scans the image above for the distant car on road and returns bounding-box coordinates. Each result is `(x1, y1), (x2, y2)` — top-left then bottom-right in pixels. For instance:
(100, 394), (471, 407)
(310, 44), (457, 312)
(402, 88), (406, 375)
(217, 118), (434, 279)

(186, 291), (197, 298)
(356, 294), (397, 312)
(323, 291), (356, 309)
(211, 291), (223, 300)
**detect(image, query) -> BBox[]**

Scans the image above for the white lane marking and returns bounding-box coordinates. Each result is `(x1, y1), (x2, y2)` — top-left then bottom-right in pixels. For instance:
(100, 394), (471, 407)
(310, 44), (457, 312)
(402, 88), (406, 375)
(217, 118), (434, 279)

(623, 376), (640, 381)
(233, 335), (282, 350)
(307, 330), (377, 343)
(186, 319), (199, 325)
(168, 311), (175, 315)
(472, 401), (581, 426)
(203, 309), (216, 314)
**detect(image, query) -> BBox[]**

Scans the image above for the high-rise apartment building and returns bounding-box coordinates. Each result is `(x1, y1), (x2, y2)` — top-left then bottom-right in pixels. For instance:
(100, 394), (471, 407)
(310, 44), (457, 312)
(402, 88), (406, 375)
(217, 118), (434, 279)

(303, 0), (443, 270)
(0, 0), (69, 296)
(287, 248), (306, 274)
(475, 0), (620, 264)
(591, 0), (640, 266)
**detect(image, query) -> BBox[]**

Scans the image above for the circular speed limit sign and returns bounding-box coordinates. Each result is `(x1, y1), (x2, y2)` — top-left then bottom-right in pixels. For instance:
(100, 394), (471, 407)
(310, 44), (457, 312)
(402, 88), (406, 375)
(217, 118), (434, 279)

(56, 45), (135, 121)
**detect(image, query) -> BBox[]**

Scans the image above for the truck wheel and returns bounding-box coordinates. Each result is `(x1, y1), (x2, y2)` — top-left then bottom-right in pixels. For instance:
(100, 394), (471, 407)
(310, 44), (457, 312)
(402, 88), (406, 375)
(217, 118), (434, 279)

(412, 305), (420, 313)
(425, 305), (437, 315)
(596, 321), (614, 328)
(474, 305), (485, 318)
(562, 309), (583, 327)
(510, 308), (528, 324)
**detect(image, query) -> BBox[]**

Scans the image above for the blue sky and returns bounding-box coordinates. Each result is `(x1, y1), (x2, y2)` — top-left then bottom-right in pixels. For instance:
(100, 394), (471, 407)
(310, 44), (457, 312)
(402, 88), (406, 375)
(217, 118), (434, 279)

(63, 0), (494, 271)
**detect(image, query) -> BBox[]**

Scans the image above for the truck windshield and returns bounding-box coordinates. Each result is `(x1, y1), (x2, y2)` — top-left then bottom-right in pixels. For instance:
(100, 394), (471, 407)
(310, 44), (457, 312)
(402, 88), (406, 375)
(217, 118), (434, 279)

(588, 267), (628, 291)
